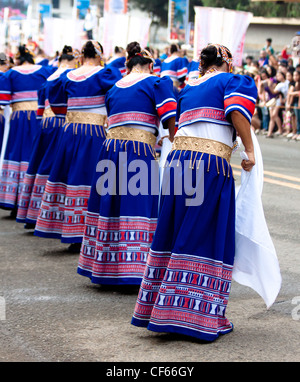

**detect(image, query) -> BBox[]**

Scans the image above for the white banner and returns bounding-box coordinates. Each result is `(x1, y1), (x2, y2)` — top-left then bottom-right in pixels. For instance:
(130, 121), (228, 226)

(193, 7), (252, 67)
(43, 18), (85, 56)
(101, 13), (152, 59)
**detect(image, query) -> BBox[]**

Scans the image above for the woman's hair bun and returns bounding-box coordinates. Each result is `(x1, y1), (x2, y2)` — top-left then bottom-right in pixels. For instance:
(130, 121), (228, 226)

(81, 40), (103, 59)
(200, 45), (223, 69)
(126, 41), (141, 59)
(62, 45), (72, 55)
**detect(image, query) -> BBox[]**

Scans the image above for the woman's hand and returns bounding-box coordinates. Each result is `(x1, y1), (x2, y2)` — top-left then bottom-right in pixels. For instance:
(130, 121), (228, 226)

(241, 150), (255, 172)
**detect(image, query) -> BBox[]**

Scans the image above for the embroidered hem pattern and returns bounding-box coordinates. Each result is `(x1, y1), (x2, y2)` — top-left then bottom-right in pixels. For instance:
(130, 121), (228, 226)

(0, 160), (29, 208)
(34, 181), (91, 243)
(131, 249), (234, 341)
(17, 174), (48, 223)
(78, 213), (158, 285)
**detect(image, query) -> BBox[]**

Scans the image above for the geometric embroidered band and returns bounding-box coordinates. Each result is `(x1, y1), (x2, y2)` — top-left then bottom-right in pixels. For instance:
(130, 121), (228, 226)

(172, 136), (232, 162)
(66, 111), (107, 126)
(12, 101), (38, 111)
(106, 126), (157, 148)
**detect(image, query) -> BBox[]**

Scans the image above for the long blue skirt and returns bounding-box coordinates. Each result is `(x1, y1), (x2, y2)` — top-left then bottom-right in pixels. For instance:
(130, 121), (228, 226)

(131, 149), (236, 342)
(16, 116), (65, 224)
(0, 114), (4, 155)
(0, 110), (39, 209)
(34, 122), (106, 243)
(77, 138), (159, 285)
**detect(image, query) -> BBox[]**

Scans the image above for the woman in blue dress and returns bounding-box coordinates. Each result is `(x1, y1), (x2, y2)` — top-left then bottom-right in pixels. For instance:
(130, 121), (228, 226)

(16, 46), (78, 228)
(131, 44), (257, 342)
(0, 45), (54, 213)
(77, 41), (177, 285)
(160, 44), (188, 96)
(34, 41), (121, 251)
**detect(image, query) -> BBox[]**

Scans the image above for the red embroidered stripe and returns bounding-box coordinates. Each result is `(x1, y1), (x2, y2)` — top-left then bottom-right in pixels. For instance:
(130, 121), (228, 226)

(12, 91), (38, 101)
(108, 112), (159, 127)
(177, 68), (188, 77)
(68, 96), (105, 107)
(51, 106), (67, 115)
(157, 102), (177, 117)
(0, 93), (11, 102)
(37, 108), (44, 117)
(179, 108), (227, 125)
(224, 96), (255, 115)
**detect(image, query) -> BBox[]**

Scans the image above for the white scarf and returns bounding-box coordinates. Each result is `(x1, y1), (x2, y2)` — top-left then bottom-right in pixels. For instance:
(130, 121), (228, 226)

(233, 130), (282, 308)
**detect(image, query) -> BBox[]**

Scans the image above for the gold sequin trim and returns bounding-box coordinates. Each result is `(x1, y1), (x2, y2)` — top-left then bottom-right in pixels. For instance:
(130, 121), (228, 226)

(172, 136), (232, 163)
(43, 108), (56, 119)
(66, 111), (107, 126)
(12, 101), (38, 112)
(106, 126), (157, 149)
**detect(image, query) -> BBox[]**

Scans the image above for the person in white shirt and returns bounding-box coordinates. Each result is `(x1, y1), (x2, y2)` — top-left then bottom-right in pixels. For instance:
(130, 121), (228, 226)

(266, 71), (290, 137)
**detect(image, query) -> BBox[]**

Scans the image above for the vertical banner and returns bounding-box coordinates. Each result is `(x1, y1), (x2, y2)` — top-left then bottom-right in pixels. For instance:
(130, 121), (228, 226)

(168, 0), (189, 44)
(193, 7), (252, 66)
(104, 0), (128, 14)
(102, 14), (151, 59)
(102, 0), (150, 59)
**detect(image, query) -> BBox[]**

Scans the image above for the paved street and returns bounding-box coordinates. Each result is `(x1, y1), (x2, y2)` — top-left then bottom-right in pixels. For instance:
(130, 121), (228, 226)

(0, 133), (299, 363)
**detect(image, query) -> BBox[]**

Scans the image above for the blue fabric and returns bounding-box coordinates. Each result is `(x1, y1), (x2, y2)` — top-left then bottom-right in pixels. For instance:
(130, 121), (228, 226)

(16, 117), (65, 224)
(105, 57), (126, 77)
(153, 151), (235, 264)
(77, 139), (159, 285)
(34, 123), (106, 242)
(176, 73), (257, 129)
(105, 75), (176, 134)
(0, 111), (40, 209)
(0, 114), (4, 155)
(131, 149), (236, 342)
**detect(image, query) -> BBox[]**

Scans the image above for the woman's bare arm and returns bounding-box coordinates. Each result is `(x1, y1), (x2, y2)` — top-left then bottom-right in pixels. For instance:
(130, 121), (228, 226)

(230, 110), (255, 172)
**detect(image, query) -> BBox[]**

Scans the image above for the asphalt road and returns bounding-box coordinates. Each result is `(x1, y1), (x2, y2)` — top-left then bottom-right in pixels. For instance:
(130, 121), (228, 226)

(0, 133), (299, 363)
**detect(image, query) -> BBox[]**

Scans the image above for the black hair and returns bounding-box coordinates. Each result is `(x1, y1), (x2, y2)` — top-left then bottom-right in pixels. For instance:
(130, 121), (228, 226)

(59, 45), (74, 62)
(260, 68), (270, 78)
(268, 65), (277, 78)
(126, 41), (153, 71)
(82, 40), (103, 59)
(200, 45), (231, 73)
(17, 45), (35, 65)
(170, 44), (179, 54)
(114, 46), (123, 54)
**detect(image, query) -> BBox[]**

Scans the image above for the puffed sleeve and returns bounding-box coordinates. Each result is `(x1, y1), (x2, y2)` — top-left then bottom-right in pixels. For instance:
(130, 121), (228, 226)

(153, 76), (177, 124)
(0, 71), (12, 106)
(48, 70), (70, 117)
(177, 57), (188, 81)
(99, 66), (122, 93)
(224, 74), (257, 124)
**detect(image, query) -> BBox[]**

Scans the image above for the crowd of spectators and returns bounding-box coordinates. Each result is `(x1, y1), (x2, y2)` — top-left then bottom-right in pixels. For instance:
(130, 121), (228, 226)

(238, 38), (300, 141)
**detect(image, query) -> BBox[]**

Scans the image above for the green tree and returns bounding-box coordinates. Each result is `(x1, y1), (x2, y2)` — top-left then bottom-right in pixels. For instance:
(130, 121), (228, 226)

(129, 0), (300, 22)
(129, 0), (203, 25)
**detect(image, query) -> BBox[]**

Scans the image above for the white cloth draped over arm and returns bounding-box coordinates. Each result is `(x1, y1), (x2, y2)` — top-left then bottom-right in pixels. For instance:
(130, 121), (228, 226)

(233, 130), (282, 308)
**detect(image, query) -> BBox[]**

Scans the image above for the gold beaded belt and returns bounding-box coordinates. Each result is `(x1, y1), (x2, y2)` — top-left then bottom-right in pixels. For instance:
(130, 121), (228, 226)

(172, 136), (232, 163)
(0, 109), (4, 116)
(43, 108), (56, 118)
(12, 101), (38, 112)
(66, 111), (107, 126)
(106, 126), (157, 148)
